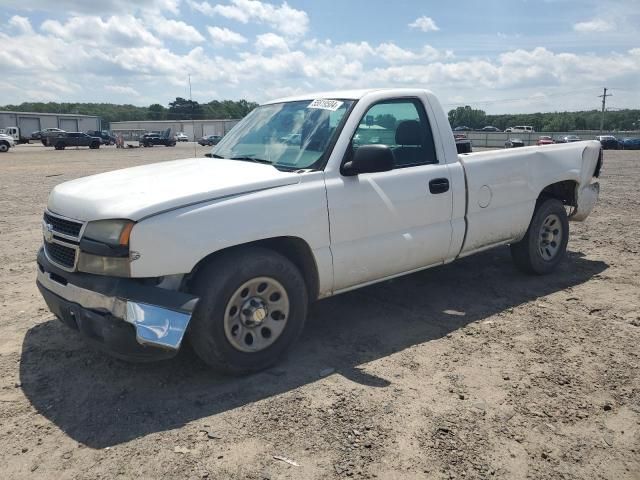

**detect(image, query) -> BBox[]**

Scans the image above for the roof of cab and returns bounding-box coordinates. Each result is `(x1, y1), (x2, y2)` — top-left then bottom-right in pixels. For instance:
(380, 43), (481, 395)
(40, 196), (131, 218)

(264, 88), (432, 105)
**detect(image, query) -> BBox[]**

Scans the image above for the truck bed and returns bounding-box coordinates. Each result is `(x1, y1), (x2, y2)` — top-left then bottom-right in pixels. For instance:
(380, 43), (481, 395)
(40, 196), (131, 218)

(457, 141), (602, 256)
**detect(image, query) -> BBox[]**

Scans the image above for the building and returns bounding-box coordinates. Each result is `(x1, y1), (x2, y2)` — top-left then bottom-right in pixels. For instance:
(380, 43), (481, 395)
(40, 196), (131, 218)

(0, 111), (101, 141)
(110, 119), (240, 141)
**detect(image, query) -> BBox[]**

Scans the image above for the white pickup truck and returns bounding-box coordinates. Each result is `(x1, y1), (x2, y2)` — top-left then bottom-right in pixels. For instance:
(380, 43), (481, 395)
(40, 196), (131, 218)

(37, 88), (602, 373)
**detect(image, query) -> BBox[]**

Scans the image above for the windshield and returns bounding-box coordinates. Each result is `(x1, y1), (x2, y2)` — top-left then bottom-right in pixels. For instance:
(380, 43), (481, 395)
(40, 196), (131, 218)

(212, 99), (354, 170)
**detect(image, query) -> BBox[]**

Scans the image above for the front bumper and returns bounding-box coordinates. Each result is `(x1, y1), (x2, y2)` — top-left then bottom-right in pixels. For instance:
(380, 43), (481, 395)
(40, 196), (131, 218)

(36, 249), (198, 361)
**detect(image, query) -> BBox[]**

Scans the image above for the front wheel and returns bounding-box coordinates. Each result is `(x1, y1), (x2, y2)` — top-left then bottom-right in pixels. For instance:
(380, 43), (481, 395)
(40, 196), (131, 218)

(188, 247), (308, 374)
(0, 143), (9, 152)
(510, 198), (569, 275)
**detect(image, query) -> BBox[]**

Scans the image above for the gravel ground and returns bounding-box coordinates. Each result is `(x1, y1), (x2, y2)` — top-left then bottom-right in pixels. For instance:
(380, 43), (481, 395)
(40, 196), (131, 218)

(0, 142), (638, 480)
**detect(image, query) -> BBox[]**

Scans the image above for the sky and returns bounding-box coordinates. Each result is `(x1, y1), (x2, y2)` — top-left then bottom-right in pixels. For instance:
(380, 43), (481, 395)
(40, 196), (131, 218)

(0, 0), (638, 114)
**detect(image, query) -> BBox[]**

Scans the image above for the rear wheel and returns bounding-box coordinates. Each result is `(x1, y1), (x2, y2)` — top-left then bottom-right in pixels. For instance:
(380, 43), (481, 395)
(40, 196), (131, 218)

(55, 142), (65, 150)
(511, 198), (569, 275)
(90, 142), (100, 149)
(188, 247), (308, 374)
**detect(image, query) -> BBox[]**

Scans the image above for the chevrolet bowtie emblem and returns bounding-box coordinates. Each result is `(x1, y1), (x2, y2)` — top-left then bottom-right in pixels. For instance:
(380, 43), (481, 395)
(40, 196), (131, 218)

(43, 223), (54, 243)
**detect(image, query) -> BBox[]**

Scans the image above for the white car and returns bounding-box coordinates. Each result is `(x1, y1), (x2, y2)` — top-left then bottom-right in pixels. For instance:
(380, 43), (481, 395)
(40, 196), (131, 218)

(176, 132), (189, 142)
(0, 132), (15, 152)
(36, 88), (602, 373)
(505, 125), (535, 133)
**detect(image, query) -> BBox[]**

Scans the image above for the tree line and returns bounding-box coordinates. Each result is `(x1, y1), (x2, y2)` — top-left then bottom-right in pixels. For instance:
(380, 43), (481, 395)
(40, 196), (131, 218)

(0, 98), (259, 128)
(2, 98), (638, 132)
(448, 105), (640, 132)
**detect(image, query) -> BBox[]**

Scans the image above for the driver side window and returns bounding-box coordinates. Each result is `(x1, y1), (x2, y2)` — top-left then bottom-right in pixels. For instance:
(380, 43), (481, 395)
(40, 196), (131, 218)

(352, 99), (438, 167)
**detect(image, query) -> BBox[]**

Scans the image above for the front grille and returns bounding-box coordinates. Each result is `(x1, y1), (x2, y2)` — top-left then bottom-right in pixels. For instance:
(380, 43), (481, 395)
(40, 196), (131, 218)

(45, 241), (77, 269)
(44, 211), (82, 238)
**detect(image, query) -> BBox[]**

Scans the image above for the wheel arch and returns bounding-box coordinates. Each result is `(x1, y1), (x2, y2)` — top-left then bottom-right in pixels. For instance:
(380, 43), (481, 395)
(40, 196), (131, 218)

(186, 236), (320, 301)
(537, 179), (578, 208)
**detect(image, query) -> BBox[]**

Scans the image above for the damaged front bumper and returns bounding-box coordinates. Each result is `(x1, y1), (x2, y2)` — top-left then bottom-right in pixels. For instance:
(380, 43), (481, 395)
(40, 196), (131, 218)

(36, 249), (198, 361)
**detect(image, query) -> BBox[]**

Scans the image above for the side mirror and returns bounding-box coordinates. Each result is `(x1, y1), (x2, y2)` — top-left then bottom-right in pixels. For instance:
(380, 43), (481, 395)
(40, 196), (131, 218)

(204, 152), (213, 158)
(342, 144), (394, 176)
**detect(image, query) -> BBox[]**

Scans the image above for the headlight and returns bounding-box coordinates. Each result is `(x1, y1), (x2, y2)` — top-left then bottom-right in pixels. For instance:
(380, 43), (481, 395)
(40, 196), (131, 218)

(83, 219), (134, 247)
(77, 253), (131, 277)
(78, 219), (135, 277)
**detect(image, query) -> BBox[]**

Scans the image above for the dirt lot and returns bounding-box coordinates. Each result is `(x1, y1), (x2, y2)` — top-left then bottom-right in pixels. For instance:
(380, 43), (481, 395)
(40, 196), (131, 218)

(0, 143), (638, 480)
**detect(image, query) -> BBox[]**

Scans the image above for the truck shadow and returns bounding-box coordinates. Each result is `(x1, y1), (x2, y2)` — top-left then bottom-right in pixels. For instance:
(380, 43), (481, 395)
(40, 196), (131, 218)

(19, 247), (607, 449)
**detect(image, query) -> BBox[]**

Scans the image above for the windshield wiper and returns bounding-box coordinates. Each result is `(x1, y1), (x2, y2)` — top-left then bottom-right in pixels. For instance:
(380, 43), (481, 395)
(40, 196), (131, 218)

(229, 156), (273, 165)
(211, 153), (224, 158)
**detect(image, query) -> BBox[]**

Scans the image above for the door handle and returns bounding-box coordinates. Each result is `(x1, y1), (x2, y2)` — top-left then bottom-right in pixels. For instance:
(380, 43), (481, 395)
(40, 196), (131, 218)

(429, 178), (450, 194)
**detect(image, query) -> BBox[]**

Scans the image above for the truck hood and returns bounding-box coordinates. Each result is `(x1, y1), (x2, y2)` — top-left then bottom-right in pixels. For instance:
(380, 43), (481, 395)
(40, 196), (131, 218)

(48, 158), (301, 221)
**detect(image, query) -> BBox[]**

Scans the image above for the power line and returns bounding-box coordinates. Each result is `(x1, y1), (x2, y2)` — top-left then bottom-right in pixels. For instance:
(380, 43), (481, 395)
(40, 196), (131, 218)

(598, 87), (612, 133)
(441, 87), (597, 108)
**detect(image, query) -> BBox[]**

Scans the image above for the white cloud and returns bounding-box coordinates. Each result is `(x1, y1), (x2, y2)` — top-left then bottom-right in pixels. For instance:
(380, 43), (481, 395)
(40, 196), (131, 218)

(8, 15), (33, 34)
(0, 6), (639, 113)
(207, 26), (248, 45)
(1, 0), (180, 14)
(41, 15), (162, 47)
(151, 18), (205, 44)
(105, 85), (140, 96)
(574, 18), (615, 33)
(187, 0), (309, 37)
(409, 16), (440, 32)
(255, 33), (289, 52)
(376, 43), (441, 63)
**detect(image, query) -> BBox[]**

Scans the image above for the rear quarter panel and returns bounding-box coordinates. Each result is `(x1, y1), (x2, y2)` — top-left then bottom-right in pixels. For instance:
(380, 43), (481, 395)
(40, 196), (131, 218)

(459, 141), (601, 256)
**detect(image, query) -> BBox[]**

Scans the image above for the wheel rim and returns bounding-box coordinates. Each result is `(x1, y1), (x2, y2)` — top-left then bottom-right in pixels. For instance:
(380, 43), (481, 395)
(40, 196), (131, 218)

(224, 276), (290, 353)
(538, 213), (563, 261)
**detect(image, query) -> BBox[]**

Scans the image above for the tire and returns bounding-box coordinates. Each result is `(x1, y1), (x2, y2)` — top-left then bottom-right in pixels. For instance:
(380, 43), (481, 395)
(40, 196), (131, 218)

(510, 198), (569, 275)
(188, 247), (308, 374)
(0, 142), (9, 153)
(55, 142), (65, 150)
(90, 142), (100, 149)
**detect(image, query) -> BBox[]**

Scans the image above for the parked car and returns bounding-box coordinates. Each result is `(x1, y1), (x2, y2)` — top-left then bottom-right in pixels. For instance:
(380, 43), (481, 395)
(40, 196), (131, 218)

(36, 88), (603, 373)
(555, 135), (582, 143)
(620, 137), (640, 150)
(505, 126), (535, 133)
(505, 138), (526, 148)
(537, 136), (554, 146)
(86, 130), (116, 145)
(141, 129), (176, 147)
(453, 125), (472, 131)
(176, 132), (189, 142)
(481, 126), (501, 132)
(40, 128), (67, 146)
(31, 128), (65, 140)
(198, 134), (223, 146)
(52, 132), (101, 150)
(596, 135), (621, 150)
(454, 133), (472, 153)
(0, 132), (15, 152)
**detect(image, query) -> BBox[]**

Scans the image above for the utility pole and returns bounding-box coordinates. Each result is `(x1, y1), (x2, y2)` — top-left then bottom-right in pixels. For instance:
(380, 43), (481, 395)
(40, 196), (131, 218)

(598, 88), (612, 133)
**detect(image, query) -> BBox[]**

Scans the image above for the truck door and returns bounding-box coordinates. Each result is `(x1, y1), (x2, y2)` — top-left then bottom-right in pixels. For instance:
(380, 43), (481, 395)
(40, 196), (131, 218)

(326, 98), (454, 292)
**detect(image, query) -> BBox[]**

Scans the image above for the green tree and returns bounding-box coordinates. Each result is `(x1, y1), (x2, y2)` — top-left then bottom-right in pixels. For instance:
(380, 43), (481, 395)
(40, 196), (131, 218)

(448, 106), (487, 129)
(168, 97), (204, 119)
(147, 103), (167, 120)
